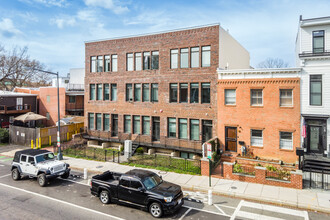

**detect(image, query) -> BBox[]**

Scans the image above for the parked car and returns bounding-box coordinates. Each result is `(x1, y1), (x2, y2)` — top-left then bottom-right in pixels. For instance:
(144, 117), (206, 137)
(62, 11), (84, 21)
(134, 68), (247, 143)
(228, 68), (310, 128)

(90, 169), (183, 218)
(11, 149), (70, 187)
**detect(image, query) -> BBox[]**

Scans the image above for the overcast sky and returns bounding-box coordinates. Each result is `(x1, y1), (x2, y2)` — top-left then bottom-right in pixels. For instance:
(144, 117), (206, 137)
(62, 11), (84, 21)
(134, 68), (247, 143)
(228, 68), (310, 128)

(1, 0), (330, 76)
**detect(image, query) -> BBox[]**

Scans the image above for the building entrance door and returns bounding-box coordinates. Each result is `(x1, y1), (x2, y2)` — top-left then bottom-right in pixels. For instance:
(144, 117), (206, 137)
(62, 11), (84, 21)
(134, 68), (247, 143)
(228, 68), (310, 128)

(308, 125), (323, 154)
(225, 127), (237, 152)
(152, 117), (160, 141)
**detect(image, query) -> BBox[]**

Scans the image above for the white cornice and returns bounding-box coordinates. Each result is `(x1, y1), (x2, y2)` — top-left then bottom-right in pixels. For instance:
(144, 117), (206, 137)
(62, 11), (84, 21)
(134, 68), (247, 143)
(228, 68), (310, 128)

(217, 68), (301, 75)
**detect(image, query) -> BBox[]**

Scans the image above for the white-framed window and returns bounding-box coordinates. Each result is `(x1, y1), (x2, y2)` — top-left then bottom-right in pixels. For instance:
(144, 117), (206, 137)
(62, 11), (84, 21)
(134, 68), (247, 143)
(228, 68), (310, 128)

(127, 53), (133, 71)
(180, 48), (189, 68)
(251, 129), (263, 147)
(251, 89), (263, 106)
(280, 89), (293, 107)
(201, 46), (211, 67)
(170, 49), (178, 69)
(225, 89), (236, 105)
(280, 132), (293, 150)
(97, 56), (103, 72)
(111, 54), (117, 72)
(104, 55), (110, 72)
(135, 52), (142, 71)
(191, 47), (199, 68)
(91, 56), (96, 72)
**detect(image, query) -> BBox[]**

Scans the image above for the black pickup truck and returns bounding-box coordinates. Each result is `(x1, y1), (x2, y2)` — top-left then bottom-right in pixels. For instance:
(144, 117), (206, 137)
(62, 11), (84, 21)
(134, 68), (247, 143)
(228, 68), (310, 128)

(90, 169), (183, 218)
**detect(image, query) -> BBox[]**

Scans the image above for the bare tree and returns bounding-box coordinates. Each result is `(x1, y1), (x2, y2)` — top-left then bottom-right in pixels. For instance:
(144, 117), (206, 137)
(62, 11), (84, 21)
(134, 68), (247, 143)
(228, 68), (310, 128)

(0, 45), (51, 90)
(257, 58), (289, 69)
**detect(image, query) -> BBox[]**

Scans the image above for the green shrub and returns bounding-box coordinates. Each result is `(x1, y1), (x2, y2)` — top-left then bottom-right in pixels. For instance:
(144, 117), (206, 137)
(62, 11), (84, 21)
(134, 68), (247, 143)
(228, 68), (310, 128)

(0, 128), (9, 143)
(233, 163), (243, 173)
(135, 147), (144, 154)
(212, 151), (221, 162)
(266, 165), (277, 172)
(120, 145), (124, 152)
(255, 163), (263, 167)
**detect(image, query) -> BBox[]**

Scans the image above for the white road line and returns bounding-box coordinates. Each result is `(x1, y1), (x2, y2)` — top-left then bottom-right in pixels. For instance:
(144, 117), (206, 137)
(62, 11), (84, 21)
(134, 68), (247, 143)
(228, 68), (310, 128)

(0, 174), (10, 179)
(182, 205), (230, 217)
(62, 178), (90, 186)
(216, 204), (237, 210)
(235, 210), (284, 220)
(303, 211), (310, 220)
(230, 200), (244, 220)
(243, 201), (307, 218)
(179, 207), (192, 220)
(0, 182), (125, 220)
(214, 204), (226, 215)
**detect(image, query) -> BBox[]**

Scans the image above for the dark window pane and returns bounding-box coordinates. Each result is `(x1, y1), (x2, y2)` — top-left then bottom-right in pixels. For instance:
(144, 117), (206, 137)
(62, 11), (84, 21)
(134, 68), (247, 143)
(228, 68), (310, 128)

(201, 83), (210, 103)
(112, 114), (118, 136)
(88, 113), (94, 130)
(170, 83), (178, 102)
(190, 83), (199, 103)
(97, 56), (103, 72)
(131, 180), (142, 189)
(143, 84), (150, 102)
(90, 84), (95, 100)
(179, 118), (188, 139)
(104, 55), (110, 72)
(124, 115), (131, 133)
(96, 113), (102, 130)
(180, 83), (188, 103)
(168, 118), (176, 138)
(310, 75), (322, 106)
(133, 116), (140, 134)
(104, 114), (110, 131)
(142, 116), (150, 135)
(143, 52), (150, 70)
(134, 84), (142, 101)
(190, 119), (199, 140)
(104, 84), (110, 101)
(151, 51), (159, 69)
(151, 84), (158, 102)
(111, 84), (117, 101)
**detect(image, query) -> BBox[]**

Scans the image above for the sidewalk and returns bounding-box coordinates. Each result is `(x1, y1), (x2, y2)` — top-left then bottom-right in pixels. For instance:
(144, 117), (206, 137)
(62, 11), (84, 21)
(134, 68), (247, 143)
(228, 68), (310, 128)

(1, 148), (330, 214)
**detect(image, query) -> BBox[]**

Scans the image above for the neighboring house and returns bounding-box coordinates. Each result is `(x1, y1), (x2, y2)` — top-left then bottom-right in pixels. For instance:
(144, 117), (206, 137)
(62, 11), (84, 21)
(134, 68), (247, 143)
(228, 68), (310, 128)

(84, 24), (250, 159)
(14, 68), (85, 126)
(296, 16), (330, 160)
(217, 68), (301, 163)
(0, 91), (37, 128)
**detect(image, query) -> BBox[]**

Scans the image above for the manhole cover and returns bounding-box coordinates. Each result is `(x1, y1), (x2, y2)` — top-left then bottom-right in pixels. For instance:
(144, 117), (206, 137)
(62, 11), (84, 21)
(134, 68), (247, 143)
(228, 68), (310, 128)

(231, 186), (237, 189)
(96, 166), (103, 168)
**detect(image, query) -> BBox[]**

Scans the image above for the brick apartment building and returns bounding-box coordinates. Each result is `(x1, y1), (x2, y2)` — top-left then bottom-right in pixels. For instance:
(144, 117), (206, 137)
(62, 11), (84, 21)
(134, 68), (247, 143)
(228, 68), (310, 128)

(217, 68), (301, 163)
(84, 24), (250, 159)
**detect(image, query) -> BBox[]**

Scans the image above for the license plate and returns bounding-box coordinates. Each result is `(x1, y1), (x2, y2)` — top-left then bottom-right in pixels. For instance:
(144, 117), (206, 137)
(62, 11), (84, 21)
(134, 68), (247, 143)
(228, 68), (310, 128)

(59, 172), (64, 175)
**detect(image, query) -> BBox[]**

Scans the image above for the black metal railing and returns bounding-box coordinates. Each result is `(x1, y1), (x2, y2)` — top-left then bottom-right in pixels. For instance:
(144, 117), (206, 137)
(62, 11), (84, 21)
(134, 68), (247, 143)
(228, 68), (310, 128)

(303, 168), (330, 190)
(299, 50), (330, 57)
(266, 170), (291, 181)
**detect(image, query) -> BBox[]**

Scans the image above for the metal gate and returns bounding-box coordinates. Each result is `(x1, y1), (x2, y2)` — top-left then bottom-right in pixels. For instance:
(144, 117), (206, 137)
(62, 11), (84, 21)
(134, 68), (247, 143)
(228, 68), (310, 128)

(303, 169), (330, 190)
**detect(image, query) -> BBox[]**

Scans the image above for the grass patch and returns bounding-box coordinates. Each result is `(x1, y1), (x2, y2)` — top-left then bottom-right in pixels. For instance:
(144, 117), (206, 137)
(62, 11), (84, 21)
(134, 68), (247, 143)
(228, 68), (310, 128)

(58, 146), (119, 162)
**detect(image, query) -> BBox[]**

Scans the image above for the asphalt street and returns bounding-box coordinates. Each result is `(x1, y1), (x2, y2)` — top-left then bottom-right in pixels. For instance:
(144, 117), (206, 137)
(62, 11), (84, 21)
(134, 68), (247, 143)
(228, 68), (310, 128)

(0, 153), (329, 220)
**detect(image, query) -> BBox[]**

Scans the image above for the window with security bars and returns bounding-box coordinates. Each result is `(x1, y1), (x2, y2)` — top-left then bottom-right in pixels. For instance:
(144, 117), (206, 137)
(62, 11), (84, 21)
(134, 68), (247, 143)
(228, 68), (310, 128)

(280, 89), (292, 107)
(225, 89), (236, 105)
(280, 132), (293, 150)
(251, 89), (263, 106)
(251, 130), (263, 147)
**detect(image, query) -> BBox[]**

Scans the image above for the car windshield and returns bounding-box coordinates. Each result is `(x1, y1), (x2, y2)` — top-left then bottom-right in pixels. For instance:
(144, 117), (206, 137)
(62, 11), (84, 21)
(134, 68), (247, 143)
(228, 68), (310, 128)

(142, 174), (162, 190)
(36, 153), (55, 163)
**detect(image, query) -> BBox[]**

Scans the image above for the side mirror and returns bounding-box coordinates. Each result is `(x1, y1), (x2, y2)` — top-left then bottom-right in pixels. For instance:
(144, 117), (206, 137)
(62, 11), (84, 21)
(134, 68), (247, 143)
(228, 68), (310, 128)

(31, 161), (35, 166)
(138, 187), (145, 192)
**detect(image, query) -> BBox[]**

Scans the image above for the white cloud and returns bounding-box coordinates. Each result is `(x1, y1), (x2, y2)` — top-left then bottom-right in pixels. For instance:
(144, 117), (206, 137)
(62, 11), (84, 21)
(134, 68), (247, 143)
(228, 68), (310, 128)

(84, 0), (129, 14)
(19, 0), (68, 7)
(19, 12), (39, 22)
(50, 17), (76, 29)
(77, 10), (98, 22)
(0, 18), (22, 38)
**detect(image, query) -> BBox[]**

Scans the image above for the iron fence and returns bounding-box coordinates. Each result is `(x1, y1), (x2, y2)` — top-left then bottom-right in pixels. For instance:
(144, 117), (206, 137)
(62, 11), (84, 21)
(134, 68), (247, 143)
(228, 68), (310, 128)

(53, 144), (121, 163)
(127, 153), (201, 174)
(303, 169), (330, 190)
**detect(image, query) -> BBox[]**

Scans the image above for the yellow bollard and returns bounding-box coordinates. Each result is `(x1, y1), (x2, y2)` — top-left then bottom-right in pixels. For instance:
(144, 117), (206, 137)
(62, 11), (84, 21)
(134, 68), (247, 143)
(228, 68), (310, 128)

(39, 137), (41, 149)
(31, 140), (34, 149)
(36, 139), (38, 149)
(67, 132), (69, 141)
(49, 136), (51, 146)
(75, 130), (77, 134)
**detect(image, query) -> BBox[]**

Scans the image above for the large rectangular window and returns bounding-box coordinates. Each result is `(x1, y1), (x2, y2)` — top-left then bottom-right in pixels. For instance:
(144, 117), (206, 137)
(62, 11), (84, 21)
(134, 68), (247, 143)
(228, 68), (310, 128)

(133, 116), (140, 134)
(251, 129), (263, 147)
(111, 84), (117, 101)
(104, 55), (110, 72)
(97, 84), (102, 100)
(111, 114), (118, 136)
(104, 114), (110, 131)
(91, 56), (96, 72)
(171, 49), (178, 69)
(126, 84), (133, 101)
(201, 83), (210, 103)
(170, 83), (178, 103)
(90, 84), (95, 100)
(127, 53), (133, 71)
(142, 84), (150, 102)
(143, 52), (150, 70)
(103, 84), (110, 101)
(179, 119), (188, 139)
(180, 83), (188, 103)
(151, 83), (158, 102)
(134, 84), (142, 101)
(191, 47), (199, 68)
(190, 119), (199, 141)
(97, 56), (103, 72)
(151, 51), (159, 69)
(310, 75), (322, 106)
(202, 46), (211, 67)
(225, 89), (236, 105)
(280, 132), (293, 150)
(251, 89), (263, 106)
(180, 48), (189, 68)
(142, 116), (150, 135)
(111, 54), (117, 72)
(88, 113), (94, 130)
(135, 52), (142, 71)
(280, 89), (293, 107)
(124, 115), (131, 133)
(190, 83), (199, 103)
(69, 96), (76, 103)
(168, 118), (176, 138)
(313, 30), (324, 53)
(96, 113), (102, 130)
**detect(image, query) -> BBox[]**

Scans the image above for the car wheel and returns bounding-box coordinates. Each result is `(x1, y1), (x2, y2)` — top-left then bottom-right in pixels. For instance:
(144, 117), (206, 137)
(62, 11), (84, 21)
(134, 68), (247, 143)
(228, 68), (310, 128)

(99, 190), (110, 204)
(37, 173), (47, 187)
(149, 202), (163, 218)
(12, 168), (21, 181)
(61, 171), (70, 179)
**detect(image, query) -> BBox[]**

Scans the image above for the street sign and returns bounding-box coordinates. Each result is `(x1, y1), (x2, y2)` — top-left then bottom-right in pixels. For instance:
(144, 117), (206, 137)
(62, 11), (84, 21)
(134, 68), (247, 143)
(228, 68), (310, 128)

(207, 143), (212, 159)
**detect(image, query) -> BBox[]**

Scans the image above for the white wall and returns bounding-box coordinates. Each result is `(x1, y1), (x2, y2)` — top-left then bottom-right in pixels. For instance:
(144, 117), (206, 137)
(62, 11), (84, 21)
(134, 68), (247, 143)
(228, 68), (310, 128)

(299, 25), (330, 53)
(69, 68), (85, 85)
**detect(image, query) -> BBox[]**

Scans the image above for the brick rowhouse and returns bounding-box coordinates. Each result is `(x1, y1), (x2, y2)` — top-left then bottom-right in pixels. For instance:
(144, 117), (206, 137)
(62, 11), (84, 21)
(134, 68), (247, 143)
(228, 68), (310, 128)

(84, 24), (250, 158)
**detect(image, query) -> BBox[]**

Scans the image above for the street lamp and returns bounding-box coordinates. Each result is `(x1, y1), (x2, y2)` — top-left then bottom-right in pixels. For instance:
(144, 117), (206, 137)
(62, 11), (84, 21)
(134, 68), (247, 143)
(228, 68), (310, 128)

(34, 69), (63, 160)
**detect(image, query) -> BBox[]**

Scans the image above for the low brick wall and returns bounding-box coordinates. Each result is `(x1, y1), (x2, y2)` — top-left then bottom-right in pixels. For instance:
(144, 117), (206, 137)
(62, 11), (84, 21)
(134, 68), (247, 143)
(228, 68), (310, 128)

(201, 159), (303, 189)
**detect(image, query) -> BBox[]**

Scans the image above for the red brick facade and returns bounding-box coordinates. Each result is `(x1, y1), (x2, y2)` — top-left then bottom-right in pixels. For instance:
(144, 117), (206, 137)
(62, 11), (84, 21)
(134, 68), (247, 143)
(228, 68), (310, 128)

(85, 25), (221, 155)
(217, 78), (301, 163)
